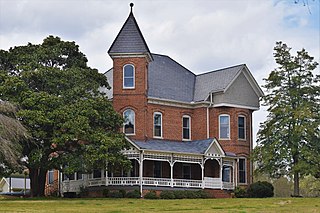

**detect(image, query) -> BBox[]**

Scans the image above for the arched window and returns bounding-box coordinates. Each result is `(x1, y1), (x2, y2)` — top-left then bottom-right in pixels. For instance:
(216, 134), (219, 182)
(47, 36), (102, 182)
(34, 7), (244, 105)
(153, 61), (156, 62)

(153, 112), (162, 138)
(238, 115), (246, 140)
(182, 115), (191, 140)
(123, 64), (135, 88)
(123, 109), (135, 135)
(219, 114), (230, 139)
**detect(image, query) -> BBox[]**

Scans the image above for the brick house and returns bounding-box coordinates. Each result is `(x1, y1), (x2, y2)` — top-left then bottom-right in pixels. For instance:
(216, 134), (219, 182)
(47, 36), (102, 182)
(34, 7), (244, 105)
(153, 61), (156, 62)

(59, 5), (263, 197)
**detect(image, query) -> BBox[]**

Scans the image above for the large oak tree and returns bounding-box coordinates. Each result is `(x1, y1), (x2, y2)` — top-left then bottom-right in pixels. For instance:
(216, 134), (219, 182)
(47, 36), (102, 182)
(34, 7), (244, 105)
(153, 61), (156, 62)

(254, 42), (320, 197)
(0, 36), (129, 197)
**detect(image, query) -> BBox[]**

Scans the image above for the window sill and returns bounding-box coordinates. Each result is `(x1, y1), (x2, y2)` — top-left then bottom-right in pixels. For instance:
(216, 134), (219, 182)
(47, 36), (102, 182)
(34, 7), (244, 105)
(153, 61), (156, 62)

(123, 87), (135, 90)
(219, 138), (230, 140)
(182, 139), (191, 141)
(153, 136), (163, 139)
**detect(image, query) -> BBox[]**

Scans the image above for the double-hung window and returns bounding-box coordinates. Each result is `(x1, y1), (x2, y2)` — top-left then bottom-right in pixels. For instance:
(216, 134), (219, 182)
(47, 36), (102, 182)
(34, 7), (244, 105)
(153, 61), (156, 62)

(154, 112), (162, 138)
(219, 114), (230, 139)
(238, 116), (246, 140)
(123, 64), (135, 88)
(239, 158), (246, 184)
(123, 109), (135, 135)
(182, 116), (191, 140)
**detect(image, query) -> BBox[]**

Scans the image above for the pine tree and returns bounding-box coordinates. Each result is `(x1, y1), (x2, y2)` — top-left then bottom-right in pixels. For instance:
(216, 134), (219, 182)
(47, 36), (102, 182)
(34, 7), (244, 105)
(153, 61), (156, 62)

(254, 41), (320, 197)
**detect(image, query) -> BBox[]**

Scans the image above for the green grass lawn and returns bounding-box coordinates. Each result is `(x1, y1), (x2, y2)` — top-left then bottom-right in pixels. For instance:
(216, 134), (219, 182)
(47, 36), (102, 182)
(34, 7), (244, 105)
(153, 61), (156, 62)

(0, 197), (319, 213)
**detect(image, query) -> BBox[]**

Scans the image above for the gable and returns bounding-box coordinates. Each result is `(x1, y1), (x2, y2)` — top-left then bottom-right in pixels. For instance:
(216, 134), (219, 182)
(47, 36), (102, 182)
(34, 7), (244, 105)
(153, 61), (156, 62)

(213, 71), (261, 109)
(204, 139), (225, 157)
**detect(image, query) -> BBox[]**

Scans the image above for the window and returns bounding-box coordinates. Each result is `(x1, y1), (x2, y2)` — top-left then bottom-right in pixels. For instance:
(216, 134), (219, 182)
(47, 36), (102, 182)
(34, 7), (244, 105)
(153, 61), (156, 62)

(48, 170), (54, 184)
(222, 165), (231, 182)
(239, 159), (246, 184)
(153, 112), (162, 138)
(123, 109), (135, 135)
(93, 169), (101, 179)
(154, 161), (162, 178)
(238, 116), (246, 140)
(219, 114), (230, 139)
(183, 164), (191, 179)
(182, 116), (191, 140)
(76, 172), (83, 180)
(123, 64), (135, 88)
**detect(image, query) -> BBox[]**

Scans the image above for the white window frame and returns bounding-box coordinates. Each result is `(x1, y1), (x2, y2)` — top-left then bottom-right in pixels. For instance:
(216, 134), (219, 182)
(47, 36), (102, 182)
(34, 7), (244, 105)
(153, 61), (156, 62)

(123, 64), (135, 89)
(238, 115), (246, 140)
(153, 112), (163, 138)
(219, 114), (230, 140)
(239, 158), (247, 184)
(123, 108), (135, 135)
(182, 115), (191, 141)
(48, 170), (54, 184)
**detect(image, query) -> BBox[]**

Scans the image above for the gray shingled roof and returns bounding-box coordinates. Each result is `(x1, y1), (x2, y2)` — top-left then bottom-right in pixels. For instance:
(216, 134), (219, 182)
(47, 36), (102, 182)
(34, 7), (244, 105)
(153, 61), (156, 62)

(148, 54), (195, 102)
(132, 138), (213, 154)
(193, 64), (244, 102)
(108, 12), (151, 55)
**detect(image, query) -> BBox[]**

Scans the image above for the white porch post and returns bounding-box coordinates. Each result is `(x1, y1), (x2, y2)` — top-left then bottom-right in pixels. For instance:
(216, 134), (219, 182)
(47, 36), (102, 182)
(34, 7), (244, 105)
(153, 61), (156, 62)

(220, 158), (223, 190)
(170, 154), (174, 187)
(139, 151), (144, 197)
(105, 161), (108, 186)
(201, 158), (204, 189)
(235, 159), (238, 188)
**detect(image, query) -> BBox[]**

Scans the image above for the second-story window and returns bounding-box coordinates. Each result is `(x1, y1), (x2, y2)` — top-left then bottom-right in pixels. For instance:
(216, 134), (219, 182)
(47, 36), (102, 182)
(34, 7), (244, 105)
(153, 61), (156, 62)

(123, 109), (135, 135)
(219, 114), (230, 139)
(238, 116), (246, 140)
(154, 112), (162, 138)
(182, 115), (191, 140)
(123, 64), (135, 89)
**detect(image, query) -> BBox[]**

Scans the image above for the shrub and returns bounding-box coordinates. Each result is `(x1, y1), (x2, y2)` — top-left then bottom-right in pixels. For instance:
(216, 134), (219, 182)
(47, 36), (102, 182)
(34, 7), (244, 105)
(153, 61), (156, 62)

(247, 181), (274, 198)
(160, 190), (175, 199)
(234, 187), (247, 198)
(173, 190), (187, 199)
(108, 190), (124, 198)
(196, 190), (210, 199)
(119, 189), (126, 198)
(126, 190), (141, 198)
(102, 189), (109, 197)
(144, 190), (158, 199)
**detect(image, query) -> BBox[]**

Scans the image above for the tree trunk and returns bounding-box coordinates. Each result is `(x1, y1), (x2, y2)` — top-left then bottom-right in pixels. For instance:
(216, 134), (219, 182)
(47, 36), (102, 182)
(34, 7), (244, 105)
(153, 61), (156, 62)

(293, 171), (300, 197)
(29, 167), (47, 197)
(293, 154), (300, 197)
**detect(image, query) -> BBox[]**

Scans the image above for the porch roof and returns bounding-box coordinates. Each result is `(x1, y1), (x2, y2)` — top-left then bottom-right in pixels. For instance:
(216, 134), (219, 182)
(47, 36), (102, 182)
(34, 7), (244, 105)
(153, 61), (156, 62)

(132, 138), (215, 155)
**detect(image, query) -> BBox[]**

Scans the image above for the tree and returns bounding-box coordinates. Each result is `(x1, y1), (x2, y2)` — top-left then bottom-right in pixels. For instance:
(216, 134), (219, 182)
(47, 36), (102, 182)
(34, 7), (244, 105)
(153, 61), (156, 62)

(254, 41), (320, 197)
(0, 36), (129, 197)
(0, 101), (30, 176)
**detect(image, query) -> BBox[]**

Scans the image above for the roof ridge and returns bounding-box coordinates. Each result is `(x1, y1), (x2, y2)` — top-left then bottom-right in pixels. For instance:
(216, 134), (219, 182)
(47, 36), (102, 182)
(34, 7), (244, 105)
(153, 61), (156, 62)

(196, 64), (245, 77)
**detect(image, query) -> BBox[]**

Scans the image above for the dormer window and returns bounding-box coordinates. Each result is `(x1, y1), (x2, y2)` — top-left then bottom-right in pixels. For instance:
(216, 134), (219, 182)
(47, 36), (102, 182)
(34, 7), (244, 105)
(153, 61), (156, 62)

(123, 64), (135, 89)
(123, 109), (135, 135)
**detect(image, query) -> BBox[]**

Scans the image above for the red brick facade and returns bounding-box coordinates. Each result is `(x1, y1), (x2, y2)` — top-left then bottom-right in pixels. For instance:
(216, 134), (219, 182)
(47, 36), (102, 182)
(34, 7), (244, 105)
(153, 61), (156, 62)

(111, 54), (253, 185)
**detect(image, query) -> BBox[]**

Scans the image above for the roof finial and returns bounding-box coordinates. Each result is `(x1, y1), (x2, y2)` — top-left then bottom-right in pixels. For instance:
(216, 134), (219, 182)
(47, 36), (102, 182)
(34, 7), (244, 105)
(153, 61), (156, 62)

(130, 3), (134, 13)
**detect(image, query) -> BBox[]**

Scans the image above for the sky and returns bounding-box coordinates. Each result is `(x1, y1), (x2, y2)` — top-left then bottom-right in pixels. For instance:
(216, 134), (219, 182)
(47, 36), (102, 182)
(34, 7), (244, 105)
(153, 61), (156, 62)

(0, 0), (319, 145)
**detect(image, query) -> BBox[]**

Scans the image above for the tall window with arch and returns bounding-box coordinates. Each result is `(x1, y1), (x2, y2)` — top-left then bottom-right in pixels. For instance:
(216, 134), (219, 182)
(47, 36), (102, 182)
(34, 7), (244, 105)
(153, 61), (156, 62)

(123, 109), (135, 135)
(153, 112), (162, 138)
(182, 115), (191, 140)
(219, 114), (230, 139)
(123, 64), (135, 88)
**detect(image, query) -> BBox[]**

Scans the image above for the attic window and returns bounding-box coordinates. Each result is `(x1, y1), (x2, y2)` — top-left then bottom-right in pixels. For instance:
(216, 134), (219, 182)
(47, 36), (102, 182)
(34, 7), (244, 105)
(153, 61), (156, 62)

(123, 64), (135, 89)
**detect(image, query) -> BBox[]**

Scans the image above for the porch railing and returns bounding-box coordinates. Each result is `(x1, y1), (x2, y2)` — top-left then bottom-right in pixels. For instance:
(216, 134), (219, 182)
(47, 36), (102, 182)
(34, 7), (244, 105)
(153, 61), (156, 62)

(61, 176), (235, 193)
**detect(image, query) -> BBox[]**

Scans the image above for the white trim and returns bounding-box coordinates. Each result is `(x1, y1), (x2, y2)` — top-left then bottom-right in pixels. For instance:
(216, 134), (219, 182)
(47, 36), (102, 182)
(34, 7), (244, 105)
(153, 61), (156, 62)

(182, 115), (191, 141)
(109, 53), (153, 62)
(123, 64), (135, 89)
(238, 115), (246, 140)
(153, 112), (163, 138)
(213, 103), (259, 110)
(219, 114), (230, 140)
(204, 138), (225, 157)
(148, 97), (209, 109)
(123, 108), (135, 135)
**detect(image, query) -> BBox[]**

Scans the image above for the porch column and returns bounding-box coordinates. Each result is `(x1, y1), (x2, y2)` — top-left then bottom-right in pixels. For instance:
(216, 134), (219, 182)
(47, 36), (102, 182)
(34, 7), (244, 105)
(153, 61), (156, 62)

(170, 154), (174, 187)
(105, 161), (108, 186)
(139, 151), (144, 197)
(201, 158), (204, 189)
(220, 158), (223, 189)
(235, 159), (238, 188)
